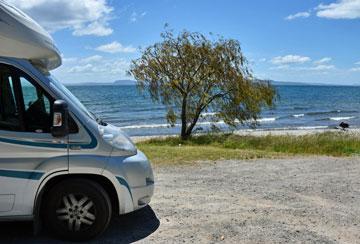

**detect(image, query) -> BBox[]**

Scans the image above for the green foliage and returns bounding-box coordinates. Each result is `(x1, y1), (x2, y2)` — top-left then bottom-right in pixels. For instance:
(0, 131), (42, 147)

(129, 29), (276, 139)
(138, 132), (360, 164)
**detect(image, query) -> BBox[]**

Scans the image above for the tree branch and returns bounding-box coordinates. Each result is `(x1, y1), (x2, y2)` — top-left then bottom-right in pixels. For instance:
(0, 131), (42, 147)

(151, 52), (186, 94)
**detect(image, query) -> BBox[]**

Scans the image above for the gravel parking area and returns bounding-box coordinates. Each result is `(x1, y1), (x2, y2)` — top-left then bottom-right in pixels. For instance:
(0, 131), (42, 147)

(145, 156), (360, 243)
(0, 156), (359, 243)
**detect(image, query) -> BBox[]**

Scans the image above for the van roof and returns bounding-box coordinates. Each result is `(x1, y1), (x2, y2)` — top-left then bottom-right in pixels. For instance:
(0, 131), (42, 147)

(0, 1), (61, 71)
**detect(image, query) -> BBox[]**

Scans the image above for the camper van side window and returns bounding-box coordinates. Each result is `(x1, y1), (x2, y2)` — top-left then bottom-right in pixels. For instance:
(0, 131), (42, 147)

(0, 69), (21, 131)
(19, 77), (53, 133)
(0, 64), (78, 134)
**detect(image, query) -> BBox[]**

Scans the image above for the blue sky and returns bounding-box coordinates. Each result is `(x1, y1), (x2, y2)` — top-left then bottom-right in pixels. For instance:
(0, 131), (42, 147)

(8, 0), (360, 84)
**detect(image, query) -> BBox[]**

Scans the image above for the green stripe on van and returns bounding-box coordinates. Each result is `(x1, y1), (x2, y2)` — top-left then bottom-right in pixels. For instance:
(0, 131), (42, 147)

(0, 169), (44, 180)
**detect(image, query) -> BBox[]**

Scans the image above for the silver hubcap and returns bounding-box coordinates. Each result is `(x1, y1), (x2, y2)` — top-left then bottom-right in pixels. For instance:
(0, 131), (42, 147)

(56, 194), (96, 232)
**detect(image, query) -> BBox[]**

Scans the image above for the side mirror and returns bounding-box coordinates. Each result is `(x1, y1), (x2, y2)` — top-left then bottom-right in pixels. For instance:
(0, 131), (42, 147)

(51, 100), (69, 138)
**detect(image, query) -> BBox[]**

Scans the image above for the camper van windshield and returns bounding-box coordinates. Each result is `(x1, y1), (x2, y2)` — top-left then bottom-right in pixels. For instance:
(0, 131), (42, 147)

(47, 75), (96, 121)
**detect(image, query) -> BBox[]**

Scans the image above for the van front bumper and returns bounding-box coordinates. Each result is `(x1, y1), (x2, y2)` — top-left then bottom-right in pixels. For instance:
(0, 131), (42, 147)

(125, 150), (155, 210)
(131, 179), (155, 210)
(108, 150), (155, 214)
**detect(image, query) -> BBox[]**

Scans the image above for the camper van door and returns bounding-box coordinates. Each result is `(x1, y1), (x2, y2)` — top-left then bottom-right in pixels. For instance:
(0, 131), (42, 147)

(0, 62), (68, 215)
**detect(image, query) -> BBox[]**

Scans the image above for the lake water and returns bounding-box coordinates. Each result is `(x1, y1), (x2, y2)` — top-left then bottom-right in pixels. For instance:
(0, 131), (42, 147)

(67, 85), (360, 136)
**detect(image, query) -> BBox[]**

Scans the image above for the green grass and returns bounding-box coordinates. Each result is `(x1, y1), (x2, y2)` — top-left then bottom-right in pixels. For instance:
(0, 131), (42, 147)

(137, 132), (360, 165)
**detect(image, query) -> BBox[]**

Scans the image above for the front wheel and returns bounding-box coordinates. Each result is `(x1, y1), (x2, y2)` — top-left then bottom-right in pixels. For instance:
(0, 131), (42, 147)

(43, 179), (112, 241)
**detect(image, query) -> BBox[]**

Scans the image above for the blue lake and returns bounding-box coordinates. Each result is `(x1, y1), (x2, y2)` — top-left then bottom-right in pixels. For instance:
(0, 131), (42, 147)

(67, 85), (360, 136)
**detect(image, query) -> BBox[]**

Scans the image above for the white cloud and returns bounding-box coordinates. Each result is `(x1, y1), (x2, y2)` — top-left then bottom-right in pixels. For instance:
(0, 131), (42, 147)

(269, 63), (335, 72)
(54, 55), (131, 83)
(285, 11), (311, 20)
(7, 0), (114, 36)
(61, 55), (104, 64)
(62, 57), (77, 63)
(271, 55), (311, 65)
(130, 11), (147, 22)
(269, 65), (290, 70)
(316, 0), (360, 19)
(80, 55), (103, 63)
(73, 21), (113, 36)
(276, 65), (335, 71)
(68, 63), (94, 73)
(314, 57), (332, 65)
(350, 67), (360, 72)
(95, 41), (137, 53)
(355, 61), (360, 65)
(309, 64), (335, 71)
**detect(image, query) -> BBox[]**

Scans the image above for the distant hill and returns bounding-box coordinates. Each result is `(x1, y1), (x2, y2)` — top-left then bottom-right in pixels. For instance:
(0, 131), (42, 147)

(268, 80), (358, 86)
(268, 80), (331, 86)
(113, 80), (136, 85)
(65, 80), (137, 86)
(270, 80), (311, 86)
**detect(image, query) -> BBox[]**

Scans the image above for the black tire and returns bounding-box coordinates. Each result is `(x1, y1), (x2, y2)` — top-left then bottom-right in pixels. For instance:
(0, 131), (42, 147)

(43, 178), (112, 241)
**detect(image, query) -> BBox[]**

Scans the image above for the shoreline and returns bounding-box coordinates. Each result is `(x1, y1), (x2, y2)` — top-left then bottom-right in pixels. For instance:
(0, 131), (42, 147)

(131, 127), (360, 143)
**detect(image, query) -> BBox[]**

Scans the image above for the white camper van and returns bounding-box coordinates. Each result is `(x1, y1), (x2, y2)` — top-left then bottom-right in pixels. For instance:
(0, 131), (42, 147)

(0, 1), (154, 241)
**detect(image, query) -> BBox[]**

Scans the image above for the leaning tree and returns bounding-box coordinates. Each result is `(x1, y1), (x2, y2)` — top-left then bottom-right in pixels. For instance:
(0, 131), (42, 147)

(129, 29), (276, 140)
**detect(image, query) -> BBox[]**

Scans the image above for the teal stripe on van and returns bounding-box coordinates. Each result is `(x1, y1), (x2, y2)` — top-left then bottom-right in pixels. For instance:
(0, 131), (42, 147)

(0, 120), (97, 149)
(0, 136), (68, 149)
(116, 177), (133, 201)
(0, 169), (44, 180)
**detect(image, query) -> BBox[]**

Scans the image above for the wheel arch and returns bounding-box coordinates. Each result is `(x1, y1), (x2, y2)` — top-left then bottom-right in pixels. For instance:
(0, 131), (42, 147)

(33, 173), (120, 230)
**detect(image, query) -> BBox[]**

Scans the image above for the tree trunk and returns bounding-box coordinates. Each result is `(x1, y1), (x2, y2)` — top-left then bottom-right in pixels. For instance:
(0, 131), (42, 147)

(180, 96), (203, 141)
(182, 108), (202, 140)
(180, 95), (188, 140)
(184, 114), (200, 139)
(181, 132), (191, 140)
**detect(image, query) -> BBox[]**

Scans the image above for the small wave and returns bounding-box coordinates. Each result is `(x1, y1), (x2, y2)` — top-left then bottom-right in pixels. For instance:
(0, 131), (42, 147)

(293, 126), (329, 130)
(293, 106), (310, 110)
(257, 117), (277, 122)
(329, 116), (355, 121)
(120, 117), (277, 130)
(197, 117), (277, 125)
(307, 110), (341, 116)
(201, 113), (276, 123)
(306, 110), (357, 116)
(201, 112), (218, 117)
(120, 123), (171, 129)
(238, 126), (330, 131)
(293, 114), (304, 118)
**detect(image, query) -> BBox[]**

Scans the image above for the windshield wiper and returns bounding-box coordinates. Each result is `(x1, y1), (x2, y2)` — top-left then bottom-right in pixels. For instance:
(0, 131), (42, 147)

(90, 111), (107, 126)
(97, 118), (107, 126)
